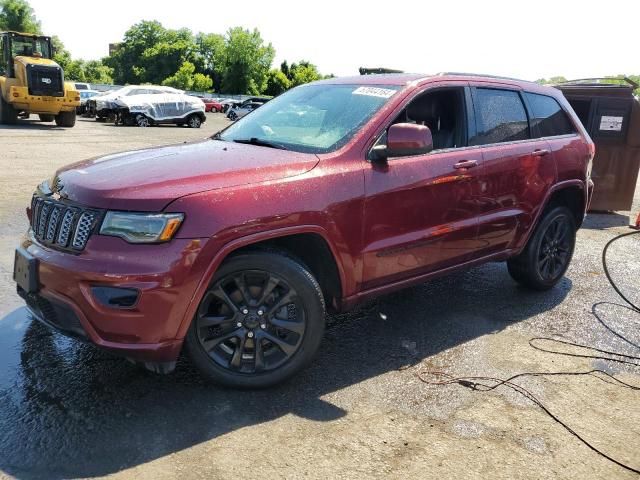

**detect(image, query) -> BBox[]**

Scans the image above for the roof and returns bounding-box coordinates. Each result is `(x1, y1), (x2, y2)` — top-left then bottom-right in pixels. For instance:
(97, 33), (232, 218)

(316, 72), (541, 88)
(1, 31), (50, 39)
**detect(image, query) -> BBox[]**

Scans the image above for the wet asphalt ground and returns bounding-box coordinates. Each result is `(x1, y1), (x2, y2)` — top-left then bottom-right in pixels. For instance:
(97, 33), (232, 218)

(0, 116), (639, 479)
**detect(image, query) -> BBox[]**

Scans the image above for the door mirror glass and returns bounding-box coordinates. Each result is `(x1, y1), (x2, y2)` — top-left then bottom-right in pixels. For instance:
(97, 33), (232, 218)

(387, 123), (433, 158)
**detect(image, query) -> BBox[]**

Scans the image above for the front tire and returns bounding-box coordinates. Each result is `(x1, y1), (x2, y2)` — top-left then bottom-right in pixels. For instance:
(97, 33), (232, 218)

(135, 114), (150, 127)
(187, 113), (202, 128)
(185, 251), (326, 388)
(54, 110), (76, 127)
(0, 96), (18, 124)
(507, 206), (576, 290)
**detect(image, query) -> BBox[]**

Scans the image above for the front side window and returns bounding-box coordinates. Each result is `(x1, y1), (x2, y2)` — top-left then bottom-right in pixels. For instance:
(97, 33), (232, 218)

(471, 88), (529, 145)
(525, 92), (576, 137)
(219, 84), (401, 154)
(10, 35), (51, 59)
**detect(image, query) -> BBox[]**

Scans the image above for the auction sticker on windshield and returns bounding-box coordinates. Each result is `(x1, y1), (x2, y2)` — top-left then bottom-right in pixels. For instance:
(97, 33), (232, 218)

(352, 86), (396, 98)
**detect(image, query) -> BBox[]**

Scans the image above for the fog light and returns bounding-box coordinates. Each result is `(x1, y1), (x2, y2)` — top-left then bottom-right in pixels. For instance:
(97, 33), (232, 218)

(91, 286), (139, 308)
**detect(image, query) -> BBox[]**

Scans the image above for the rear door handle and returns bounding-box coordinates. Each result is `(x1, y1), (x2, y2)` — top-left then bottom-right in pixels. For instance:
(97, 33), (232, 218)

(453, 160), (478, 169)
(532, 149), (550, 157)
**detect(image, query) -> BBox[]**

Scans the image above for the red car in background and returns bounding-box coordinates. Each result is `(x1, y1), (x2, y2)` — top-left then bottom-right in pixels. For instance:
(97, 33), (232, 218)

(201, 98), (222, 112)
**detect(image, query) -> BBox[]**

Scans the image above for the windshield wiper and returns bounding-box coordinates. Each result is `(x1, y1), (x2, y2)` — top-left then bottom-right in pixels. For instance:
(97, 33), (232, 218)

(232, 137), (289, 150)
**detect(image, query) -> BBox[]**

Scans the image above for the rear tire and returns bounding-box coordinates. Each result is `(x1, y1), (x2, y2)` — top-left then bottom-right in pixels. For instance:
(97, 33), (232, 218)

(507, 206), (576, 290)
(0, 96), (18, 124)
(39, 114), (55, 122)
(54, 110), (76, 127)
(185, 251), (326, 388)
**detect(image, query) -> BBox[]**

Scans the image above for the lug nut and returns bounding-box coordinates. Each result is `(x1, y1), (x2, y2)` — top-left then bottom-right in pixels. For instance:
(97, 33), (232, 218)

(260, 323), (267, 329)
(242, 308), (249, 314)
(236, 322), (242, 327)
(247, 331), (254, 338)
(257, 309), (264, 316)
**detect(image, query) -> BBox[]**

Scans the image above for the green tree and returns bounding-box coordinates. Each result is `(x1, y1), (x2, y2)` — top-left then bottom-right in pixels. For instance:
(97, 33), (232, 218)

(84, 60), (113, 84)
(0, 0), (40, 33)
(51, 36), (72, 70)
(162, 61), (212, 91)
(221, 27), (274, 94)
(105, 20), (193, 85)
(264, 69), (290, 96)
(194, 32), (224, 90)
(535, 76), (567, 85)
(289, 60), (322, 87)
(192, 72), (213, 92)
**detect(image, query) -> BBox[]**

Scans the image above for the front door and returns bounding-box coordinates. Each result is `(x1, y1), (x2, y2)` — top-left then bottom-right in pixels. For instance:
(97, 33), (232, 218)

(361, 86), (483, 290)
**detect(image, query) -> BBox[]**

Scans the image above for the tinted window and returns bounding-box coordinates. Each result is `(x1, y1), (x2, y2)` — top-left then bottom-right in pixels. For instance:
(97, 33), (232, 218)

(525, 92), (576, 137)
(471, 88), (529, 145)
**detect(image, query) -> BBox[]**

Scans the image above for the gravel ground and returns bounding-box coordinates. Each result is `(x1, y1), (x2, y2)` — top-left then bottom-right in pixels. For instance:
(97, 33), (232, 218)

(0, 116), (638, 480)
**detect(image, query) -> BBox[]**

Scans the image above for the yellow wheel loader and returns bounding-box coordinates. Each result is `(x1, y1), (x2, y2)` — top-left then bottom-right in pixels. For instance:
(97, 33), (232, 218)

(0, 31), (79, 126)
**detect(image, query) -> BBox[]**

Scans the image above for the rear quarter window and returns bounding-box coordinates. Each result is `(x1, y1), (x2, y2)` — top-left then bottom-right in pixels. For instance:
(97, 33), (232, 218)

(524, 92), (576, 137)
(471, 88), (529, 145)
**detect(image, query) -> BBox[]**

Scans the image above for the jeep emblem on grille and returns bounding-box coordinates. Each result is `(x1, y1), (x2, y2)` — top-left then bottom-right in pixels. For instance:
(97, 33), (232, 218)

(41, 77), (52, 84)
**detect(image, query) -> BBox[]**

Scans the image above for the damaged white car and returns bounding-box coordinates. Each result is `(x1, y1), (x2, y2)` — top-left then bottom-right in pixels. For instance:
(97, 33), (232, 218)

(113, 92), (207, 128)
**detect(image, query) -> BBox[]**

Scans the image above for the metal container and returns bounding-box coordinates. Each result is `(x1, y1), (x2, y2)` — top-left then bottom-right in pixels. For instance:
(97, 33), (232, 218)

(556, 78), (640, 211)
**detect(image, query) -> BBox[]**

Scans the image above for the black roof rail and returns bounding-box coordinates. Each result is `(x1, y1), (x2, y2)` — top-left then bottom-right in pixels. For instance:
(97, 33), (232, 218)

(554, 77), (639, 89)
(359, 67), (404, 75)
(436, 72), (533, 83)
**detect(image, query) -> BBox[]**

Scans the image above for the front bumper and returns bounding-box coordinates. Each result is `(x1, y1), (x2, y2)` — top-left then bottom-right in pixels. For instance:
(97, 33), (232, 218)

(9, 86), (79, 114)
(16, 232), (210, 370)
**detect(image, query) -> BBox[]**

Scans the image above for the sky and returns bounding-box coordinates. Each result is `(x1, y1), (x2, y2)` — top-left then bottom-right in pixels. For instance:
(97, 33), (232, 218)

(29, 0), (640, 81)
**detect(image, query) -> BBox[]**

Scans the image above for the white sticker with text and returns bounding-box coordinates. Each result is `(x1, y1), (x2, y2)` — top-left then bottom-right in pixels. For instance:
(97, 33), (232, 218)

(352, 86), (396, 98)
(599, 116), (624, 131)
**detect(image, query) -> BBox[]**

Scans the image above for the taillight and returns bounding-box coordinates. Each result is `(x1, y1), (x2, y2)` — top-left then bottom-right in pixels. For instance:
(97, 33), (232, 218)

(635, 212), (640, 229)
(26, 206), (31, 222)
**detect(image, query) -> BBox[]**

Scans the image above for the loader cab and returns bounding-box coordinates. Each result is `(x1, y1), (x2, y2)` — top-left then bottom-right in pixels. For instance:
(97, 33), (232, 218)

(0, 31), (53, 78)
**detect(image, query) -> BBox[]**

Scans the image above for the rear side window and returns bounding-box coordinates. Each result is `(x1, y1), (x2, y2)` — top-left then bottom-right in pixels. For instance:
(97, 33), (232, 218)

(471, 88), (529, 145)
(525, 92), (576, 137)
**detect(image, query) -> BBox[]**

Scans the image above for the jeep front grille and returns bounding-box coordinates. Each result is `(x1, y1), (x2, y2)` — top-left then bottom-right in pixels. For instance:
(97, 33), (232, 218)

(30, 195), (101, 252)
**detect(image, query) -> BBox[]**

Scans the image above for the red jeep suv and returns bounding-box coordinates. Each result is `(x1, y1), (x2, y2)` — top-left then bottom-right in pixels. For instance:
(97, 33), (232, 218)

(13, 73), (594, 387)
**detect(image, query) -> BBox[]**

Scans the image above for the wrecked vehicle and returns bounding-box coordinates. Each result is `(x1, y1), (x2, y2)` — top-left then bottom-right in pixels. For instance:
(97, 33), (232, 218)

(114, 92), (206, 128)
(92, 85), (182, 121)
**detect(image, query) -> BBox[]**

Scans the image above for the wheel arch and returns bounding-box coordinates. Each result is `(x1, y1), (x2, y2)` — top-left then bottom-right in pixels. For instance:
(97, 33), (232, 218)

(543, 182), (586, 228)
(176, 226), (347, 340)
(513, 180), (586, 254)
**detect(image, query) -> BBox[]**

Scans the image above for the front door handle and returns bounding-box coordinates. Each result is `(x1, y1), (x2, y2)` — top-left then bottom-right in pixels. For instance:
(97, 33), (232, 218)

(453, 160), (478, 169)
(532, 149), (550, 157)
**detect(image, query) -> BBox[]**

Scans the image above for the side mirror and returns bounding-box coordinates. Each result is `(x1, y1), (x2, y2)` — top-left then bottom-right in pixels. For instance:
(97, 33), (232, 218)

(387, 123), (433, 158)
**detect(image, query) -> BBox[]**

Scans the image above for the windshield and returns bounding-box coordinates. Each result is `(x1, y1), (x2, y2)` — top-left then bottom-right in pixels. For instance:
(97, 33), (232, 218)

(80, 91), (98, 99)
(219, 84), (401, 153)
(11, 35), (51, 59)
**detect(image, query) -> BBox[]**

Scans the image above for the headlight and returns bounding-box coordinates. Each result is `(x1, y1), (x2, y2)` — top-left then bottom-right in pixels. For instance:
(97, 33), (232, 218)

(100, 212), (184, 243)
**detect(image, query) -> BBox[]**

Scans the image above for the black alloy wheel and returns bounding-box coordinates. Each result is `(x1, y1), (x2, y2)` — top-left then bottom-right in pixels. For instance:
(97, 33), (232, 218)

(536, 215), (572, 281)
(186, 251), (325, 388)
(507, 206), (576, 290)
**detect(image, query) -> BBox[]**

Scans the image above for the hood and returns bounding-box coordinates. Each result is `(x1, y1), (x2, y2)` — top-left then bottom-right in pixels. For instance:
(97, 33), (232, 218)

(52, 140), (320, 211)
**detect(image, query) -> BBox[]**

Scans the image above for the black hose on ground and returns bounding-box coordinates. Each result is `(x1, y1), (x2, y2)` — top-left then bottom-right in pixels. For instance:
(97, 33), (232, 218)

(417, 226), (640, 475)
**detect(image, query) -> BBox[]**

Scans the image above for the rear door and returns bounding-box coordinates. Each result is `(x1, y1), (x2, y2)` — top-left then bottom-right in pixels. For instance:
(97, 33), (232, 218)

(469, 85), (556, 257)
